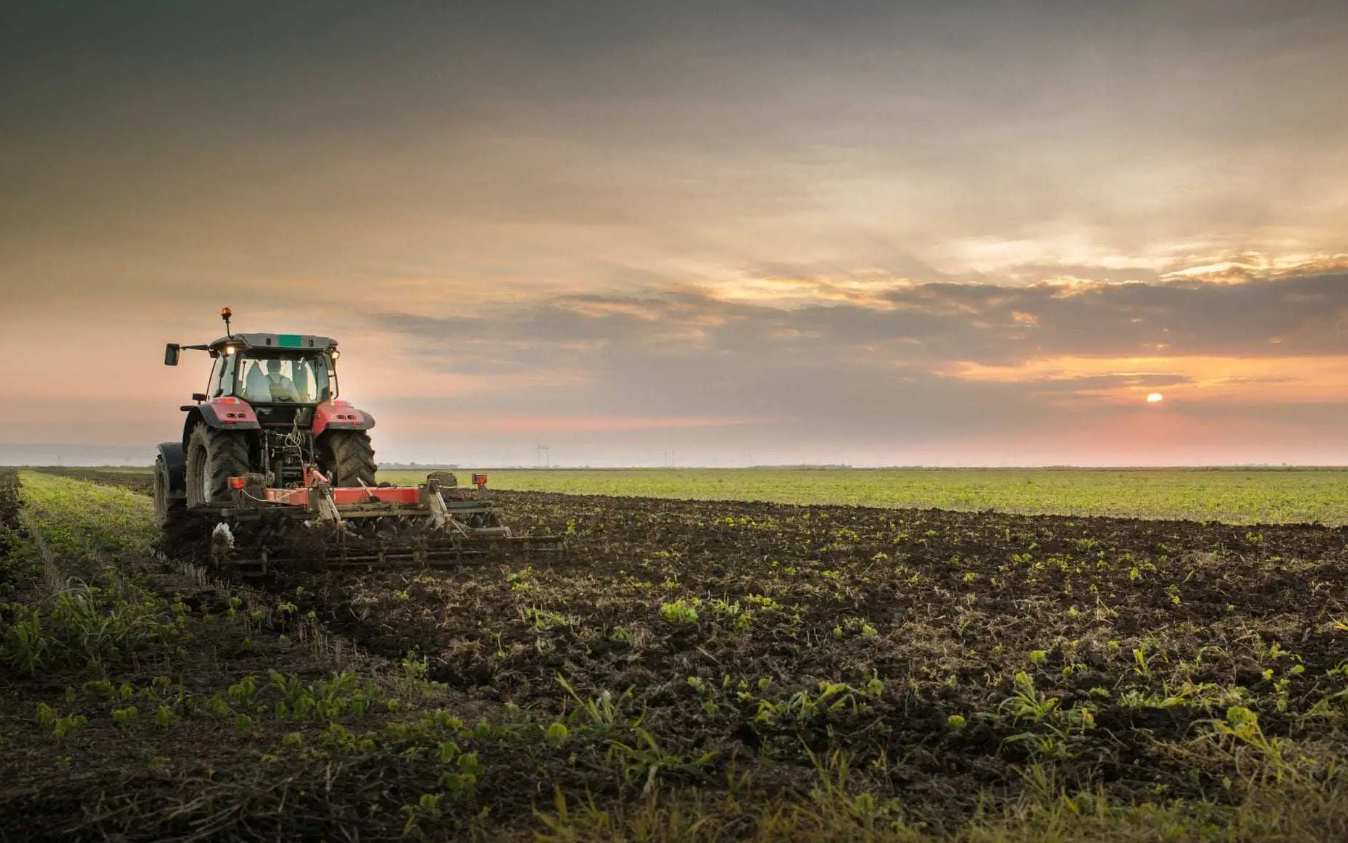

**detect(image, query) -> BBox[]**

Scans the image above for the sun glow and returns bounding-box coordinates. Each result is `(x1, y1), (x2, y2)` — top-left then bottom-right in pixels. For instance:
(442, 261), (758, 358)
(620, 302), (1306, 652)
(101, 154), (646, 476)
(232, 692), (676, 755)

(943, 355), (1348, 406)
(1147, 393), (1164, 404)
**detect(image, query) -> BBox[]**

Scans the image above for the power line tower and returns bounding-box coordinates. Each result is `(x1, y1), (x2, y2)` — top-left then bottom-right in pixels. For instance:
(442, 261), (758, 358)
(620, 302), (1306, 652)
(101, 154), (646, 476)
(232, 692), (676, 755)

(536, 445), (550, 468)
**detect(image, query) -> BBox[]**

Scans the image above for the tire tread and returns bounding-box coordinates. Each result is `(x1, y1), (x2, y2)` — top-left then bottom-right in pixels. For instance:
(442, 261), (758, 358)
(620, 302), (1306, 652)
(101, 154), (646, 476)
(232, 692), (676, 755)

(185, 423), (252, 506)
(327, 431), (377, 486)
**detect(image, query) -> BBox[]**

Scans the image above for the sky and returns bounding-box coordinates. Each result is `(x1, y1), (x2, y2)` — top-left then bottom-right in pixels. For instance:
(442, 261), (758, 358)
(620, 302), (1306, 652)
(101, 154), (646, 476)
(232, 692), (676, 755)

(2, 0), (1348, 466)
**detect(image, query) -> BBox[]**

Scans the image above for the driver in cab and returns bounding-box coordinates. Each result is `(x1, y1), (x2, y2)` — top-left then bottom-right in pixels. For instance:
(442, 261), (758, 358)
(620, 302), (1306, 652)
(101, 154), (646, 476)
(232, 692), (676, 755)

(263, 360), (300, 402)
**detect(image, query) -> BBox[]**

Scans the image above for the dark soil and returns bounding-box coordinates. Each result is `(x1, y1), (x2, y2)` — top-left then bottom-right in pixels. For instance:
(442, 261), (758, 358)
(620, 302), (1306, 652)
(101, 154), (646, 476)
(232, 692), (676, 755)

(20, 468), (1348, 837)
(160, 487), (1348, 817)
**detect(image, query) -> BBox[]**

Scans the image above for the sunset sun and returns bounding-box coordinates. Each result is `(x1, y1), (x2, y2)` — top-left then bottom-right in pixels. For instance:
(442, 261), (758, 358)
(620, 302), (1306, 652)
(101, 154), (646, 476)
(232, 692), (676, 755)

(1146, 393), (1165, 404)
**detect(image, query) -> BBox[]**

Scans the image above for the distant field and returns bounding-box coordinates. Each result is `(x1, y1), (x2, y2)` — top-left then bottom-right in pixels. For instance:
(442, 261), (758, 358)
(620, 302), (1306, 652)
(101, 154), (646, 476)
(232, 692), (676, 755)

(378, 467), (1348, 526)
(38, 465), (1348, 525)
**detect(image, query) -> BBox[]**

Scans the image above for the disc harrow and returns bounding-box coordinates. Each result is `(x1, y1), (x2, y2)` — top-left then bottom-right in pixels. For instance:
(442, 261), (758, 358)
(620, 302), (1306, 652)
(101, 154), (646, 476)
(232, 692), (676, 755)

(181, 471), (565, 577)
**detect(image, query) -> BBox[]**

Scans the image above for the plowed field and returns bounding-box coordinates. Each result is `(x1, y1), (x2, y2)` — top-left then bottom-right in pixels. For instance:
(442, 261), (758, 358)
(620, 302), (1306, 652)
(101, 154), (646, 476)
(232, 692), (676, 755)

(10, 467), (1348, 840)
(84, 470), (1348, 828)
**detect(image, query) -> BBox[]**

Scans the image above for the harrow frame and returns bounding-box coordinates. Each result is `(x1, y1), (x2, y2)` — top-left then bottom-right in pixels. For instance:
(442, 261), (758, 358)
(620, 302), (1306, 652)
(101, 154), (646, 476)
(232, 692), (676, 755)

(193, 471), (564, 575)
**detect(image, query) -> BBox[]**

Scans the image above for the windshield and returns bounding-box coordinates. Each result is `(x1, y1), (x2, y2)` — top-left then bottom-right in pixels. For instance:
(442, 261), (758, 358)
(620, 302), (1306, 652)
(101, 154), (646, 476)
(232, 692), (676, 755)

(230, 352), (332, 404)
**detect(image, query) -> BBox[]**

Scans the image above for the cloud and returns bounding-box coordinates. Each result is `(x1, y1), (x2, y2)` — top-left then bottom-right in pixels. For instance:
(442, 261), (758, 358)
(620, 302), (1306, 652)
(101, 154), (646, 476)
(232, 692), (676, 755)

(5, 1), (1348, 464)
(364, 271), (1348, 453)
(378, 270), (1348, 363)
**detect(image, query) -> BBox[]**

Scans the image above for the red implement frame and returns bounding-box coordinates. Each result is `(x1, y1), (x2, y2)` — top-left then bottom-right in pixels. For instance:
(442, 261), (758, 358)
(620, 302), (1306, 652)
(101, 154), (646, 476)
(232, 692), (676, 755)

(264, 485), (421, 506)
(225, 467), (495, 527)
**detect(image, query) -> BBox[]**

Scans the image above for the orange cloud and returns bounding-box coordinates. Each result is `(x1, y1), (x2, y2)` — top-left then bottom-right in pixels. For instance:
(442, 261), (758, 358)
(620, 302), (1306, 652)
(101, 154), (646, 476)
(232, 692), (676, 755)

(943, 354), (1348, 406)
(701, 276), (913, 309)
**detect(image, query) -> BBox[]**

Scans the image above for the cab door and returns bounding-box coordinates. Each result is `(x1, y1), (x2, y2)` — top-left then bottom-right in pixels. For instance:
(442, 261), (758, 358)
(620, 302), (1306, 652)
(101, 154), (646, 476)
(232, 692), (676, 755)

(206, 353), (238, 399)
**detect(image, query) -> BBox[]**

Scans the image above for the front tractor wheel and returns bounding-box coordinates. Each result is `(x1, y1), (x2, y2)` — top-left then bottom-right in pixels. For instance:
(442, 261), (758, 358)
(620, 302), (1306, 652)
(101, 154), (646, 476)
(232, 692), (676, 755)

(322, 431), (377, 487)
(185, 423), (251, 508)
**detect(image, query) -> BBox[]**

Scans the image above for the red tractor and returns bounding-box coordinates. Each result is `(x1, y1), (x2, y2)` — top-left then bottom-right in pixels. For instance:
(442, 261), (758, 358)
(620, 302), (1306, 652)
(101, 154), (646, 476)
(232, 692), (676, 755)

(155, 308), (558, 571)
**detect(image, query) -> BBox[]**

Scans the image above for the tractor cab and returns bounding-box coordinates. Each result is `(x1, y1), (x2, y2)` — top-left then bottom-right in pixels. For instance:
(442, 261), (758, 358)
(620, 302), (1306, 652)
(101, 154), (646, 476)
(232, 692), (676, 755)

(203, 333), (339, 430)
(208, 340), (335, 405)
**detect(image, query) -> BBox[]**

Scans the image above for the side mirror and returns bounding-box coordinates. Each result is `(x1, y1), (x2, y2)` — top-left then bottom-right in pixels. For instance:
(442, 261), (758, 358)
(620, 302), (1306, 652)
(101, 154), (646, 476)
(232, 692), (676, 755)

(191, 393), (207, 402)
(164, 344), (180, 366)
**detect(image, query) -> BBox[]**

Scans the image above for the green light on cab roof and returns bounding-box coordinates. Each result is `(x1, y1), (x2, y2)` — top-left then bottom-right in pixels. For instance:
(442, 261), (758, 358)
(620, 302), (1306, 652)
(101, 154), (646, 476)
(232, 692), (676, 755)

(278, 334), (303, 348)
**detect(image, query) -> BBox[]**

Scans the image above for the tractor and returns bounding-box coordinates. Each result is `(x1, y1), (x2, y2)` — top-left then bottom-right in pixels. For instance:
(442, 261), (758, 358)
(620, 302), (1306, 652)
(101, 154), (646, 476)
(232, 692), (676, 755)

(154, 308), (559, 572)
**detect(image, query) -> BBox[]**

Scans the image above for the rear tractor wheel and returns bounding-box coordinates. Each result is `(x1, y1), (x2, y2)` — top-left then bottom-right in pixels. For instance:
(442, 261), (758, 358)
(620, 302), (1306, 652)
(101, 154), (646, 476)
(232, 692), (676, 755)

(184, 423), (251, 507)
(153, 454), (186, 527)
(322, 431), (377, 487)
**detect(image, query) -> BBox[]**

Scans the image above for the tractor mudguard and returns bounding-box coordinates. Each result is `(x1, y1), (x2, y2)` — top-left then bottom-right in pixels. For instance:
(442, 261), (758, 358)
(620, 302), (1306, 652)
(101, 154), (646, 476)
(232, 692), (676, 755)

(196, 399), (261, 431)
(312, 400), (375, 437)
(156, 441), (187, 495)
(181, 400), (260, 451)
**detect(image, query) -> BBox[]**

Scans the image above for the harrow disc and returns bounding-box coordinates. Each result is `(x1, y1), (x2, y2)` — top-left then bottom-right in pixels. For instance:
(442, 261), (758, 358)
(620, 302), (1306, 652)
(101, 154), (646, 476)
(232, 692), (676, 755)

(203, 512), (565, 576)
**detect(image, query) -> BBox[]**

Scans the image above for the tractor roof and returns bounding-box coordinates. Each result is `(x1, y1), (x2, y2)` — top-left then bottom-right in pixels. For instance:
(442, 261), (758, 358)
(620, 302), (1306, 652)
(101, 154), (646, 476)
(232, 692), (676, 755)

(208, 333), (338, 353)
